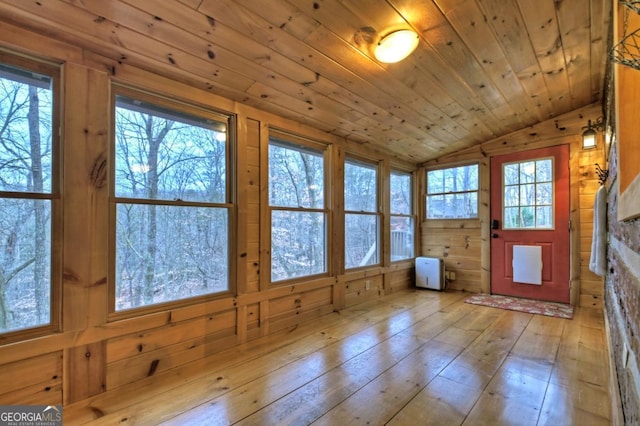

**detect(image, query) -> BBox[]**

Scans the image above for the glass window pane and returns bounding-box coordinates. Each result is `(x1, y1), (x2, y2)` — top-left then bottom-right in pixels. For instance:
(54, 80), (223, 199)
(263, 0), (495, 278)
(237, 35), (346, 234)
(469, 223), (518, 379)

(520, 161), (535, 184)
(269, 141), (324, 208)
(503, 157), (555, 229)
(427, 169), (443, 193)
(426, 194), (444, 219)
(536, 159), (552, 182)
(390, 216), (413, 261)
(390, 171), (411, 214)
(443, 168), (457, 193)
(536, 182), (553, 205)
(504, 207), (520, 228)
(521, 206), (535, 228)
(345, 160), (377, 212)
(115, 96), (227, 203)
(0, 199), (51, 333)
(0, 61), (55, 336)
(115, 204), (229, 311)
(271, 210), (326, 281)
(504, 164), (519, 186)
(520, 184), (535, 206)
(504, 186), (519, 207)
(464, 192), (478, 218)
(345, 214), (378, 268)
(536, 206), (553, 228)
(426, 164), (478, 219)
(0, 66), (53, 194)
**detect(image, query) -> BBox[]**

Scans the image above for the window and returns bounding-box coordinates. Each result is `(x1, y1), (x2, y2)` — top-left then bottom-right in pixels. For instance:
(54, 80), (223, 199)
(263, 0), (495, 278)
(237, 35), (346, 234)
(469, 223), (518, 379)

(390, 170), (414, 261)
(345, 158), (379, 268)
(503, 158), (553, 229)
(112, 89), (232, 312)
(0, 58), (59, 337)
(426, 164), (478, 219)
(269, 133), (327, 282)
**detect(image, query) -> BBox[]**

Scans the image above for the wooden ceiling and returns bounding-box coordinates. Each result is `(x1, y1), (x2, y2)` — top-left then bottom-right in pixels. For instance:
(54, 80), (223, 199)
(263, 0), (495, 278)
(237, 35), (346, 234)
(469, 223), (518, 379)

(0, 0), (612, 163)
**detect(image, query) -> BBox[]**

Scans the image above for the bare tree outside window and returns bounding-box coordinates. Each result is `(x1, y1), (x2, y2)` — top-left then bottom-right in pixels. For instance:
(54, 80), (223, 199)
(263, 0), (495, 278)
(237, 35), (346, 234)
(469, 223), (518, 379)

(345, 159), (379, 268)
(390, 170), (414, 260)
(503, 158), (553, 229)
(0, 63), (54, 334)
(426, 164), (478, 219)
(113, 94), (230, 311)
(269, 136), (327, 282)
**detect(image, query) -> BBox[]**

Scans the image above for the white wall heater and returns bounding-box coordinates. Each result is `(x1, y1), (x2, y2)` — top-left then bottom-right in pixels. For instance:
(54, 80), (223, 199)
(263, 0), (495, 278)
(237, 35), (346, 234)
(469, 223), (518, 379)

(415, 256), (445, 290)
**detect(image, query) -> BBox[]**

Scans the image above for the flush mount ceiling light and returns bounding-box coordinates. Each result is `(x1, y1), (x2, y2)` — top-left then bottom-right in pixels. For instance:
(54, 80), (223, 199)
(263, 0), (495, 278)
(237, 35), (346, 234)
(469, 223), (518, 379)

(374, 29), (419, 63)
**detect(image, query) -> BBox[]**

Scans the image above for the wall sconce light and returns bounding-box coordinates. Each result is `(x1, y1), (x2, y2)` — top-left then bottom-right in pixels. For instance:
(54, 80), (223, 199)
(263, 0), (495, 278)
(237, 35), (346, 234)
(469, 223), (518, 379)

(582, 117), (605, 149)
(374, 29), (419, 63)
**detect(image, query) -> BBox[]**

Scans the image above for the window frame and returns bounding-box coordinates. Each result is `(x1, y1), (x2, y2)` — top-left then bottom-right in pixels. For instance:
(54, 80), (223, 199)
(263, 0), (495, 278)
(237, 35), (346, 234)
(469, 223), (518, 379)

(344, 156), (381, 270)
(0, 52), (61, 342)
(390, 168), (415, 262)
(108, 84), (236, 318)
(425, 163), (479, 220)
(267, 129), (331, 284)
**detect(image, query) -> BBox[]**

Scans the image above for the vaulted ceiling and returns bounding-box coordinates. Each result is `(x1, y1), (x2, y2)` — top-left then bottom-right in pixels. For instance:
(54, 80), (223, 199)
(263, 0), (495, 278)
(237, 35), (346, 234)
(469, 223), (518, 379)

(0, 0), (612, 163)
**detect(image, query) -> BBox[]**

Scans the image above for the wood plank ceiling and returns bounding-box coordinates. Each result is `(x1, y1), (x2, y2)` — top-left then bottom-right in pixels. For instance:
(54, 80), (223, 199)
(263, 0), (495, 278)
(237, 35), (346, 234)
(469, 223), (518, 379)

(0, 0), (611, 163)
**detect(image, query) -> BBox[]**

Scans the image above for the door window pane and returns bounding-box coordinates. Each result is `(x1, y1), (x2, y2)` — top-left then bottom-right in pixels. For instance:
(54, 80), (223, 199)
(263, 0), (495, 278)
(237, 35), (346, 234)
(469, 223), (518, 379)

(503, 158), (554, 229)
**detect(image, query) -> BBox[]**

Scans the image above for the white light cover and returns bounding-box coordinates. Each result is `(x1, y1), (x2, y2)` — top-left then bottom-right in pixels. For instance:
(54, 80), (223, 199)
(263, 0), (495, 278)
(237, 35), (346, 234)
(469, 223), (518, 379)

(582, 130), (597, 149)
(375, 30), (419, 63)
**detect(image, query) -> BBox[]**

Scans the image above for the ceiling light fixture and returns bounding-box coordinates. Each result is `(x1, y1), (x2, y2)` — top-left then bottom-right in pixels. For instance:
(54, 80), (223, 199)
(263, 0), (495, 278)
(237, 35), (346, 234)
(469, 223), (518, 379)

(374, 29), (419, 63)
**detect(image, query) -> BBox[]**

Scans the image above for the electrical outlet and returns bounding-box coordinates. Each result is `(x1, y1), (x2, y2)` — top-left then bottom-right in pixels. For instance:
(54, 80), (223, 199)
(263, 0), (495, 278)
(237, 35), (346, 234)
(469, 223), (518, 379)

(450, 271), (456, 280)
(365, 280), (371, 290)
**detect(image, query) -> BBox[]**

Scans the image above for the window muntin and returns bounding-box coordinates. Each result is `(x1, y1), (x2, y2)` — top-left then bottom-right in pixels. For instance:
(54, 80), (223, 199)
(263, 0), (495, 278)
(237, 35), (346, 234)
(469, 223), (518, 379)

(345, 159), (379, 268)
(113, 92), (231, 312)
(269, 136), (327, 282)
(426, 164), (478, 219)
(0, 60), (58, 336)
(503, 158), (554, 229)
(390, 170), (414, 261)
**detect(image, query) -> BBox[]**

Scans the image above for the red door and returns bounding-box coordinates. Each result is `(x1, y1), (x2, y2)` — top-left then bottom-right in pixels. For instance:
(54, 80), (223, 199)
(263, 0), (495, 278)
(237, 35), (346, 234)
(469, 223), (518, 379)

(490, 145), (570, 303)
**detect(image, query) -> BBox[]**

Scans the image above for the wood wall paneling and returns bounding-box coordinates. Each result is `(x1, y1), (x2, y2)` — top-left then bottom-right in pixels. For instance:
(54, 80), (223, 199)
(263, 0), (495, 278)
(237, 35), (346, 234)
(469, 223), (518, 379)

(422, 103), (606, 305)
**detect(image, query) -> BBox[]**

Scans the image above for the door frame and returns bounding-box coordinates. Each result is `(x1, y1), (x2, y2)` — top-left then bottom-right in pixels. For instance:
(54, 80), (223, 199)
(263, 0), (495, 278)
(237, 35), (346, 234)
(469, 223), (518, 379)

(489, 144), (572, 303)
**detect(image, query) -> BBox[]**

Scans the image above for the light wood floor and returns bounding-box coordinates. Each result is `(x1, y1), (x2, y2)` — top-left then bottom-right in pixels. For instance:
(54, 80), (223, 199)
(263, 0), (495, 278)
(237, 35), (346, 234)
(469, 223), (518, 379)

(66, 290), (613, 425)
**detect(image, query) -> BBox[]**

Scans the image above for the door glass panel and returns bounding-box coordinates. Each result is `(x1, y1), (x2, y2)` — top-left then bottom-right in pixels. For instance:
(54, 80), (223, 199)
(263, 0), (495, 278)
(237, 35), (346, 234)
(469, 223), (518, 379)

(503, 158), (554, 229)
(536, 182), (553, 205)
(504, 186), (519, 206)
(536, 160), (552, 181)
(536, 206), (553, 228)
(504, 164), (519, 185)
(520, 161), (535, 183)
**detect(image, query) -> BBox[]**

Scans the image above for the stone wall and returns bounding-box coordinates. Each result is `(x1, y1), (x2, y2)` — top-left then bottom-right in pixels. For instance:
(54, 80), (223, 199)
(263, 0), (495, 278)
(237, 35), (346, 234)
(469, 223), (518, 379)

(605, 142), (640, 425)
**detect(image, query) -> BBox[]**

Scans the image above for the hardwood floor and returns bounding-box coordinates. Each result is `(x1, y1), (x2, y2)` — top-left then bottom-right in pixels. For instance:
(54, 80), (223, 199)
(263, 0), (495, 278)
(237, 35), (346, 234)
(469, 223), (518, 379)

(66, 290), (613, 425)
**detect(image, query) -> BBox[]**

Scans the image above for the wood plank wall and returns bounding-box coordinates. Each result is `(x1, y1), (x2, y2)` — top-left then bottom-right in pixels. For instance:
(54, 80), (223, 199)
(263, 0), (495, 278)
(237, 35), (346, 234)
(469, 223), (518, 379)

(0, 12), (606, 409)
(0, 22), (415, 405)
(422, 103), (607, 307)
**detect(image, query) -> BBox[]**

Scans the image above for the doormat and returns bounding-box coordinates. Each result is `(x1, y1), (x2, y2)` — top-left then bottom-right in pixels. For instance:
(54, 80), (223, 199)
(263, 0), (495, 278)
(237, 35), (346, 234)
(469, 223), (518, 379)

(465, 294), (574, 319)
